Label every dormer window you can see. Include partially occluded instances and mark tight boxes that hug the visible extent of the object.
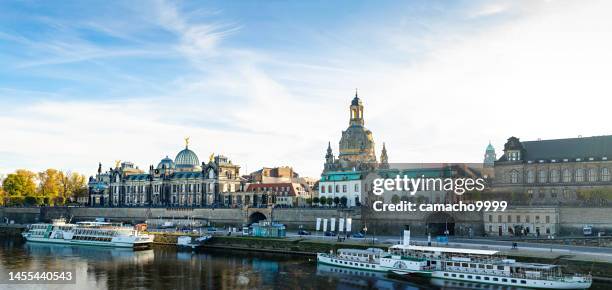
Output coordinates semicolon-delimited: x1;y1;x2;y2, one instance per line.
551;159;556;163
576;158;582;162
589;157;594;161
603;157;608;161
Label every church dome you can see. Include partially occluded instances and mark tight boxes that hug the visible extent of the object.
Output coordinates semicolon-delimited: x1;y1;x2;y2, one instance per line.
175;147;200;168
157;156;175;169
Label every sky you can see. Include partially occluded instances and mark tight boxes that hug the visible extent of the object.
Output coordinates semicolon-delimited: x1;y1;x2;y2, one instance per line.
0;0;611;178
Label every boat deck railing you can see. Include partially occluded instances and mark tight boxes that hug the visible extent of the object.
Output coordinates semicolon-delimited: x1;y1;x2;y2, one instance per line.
441;265;592;282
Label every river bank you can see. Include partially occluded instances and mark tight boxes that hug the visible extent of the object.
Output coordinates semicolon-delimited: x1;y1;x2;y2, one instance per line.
149;231;612;282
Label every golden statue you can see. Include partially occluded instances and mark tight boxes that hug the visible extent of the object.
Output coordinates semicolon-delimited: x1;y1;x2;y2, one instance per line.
209;153;214;162
184;136;190;148
115;160;121;168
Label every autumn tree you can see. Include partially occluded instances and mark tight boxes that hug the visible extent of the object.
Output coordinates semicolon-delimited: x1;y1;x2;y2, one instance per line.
2;170;37;205
63;172;87;203
38;169;64;206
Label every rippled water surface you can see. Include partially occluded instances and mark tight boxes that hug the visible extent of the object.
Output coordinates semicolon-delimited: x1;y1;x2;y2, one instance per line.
0;237;606;290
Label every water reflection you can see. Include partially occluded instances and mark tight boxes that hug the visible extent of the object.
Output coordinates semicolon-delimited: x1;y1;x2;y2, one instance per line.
0;238;608;290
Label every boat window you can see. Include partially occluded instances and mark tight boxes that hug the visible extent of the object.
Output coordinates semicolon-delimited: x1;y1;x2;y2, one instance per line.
486;265;493;269
446;262;452;266
444;273;448;277
476;276;481;280
511;279;517;283
454;263;460;267
502;278;508;282
484;277;490;281
461;263;468;267
451;274;456;277
469;264;476;268
467;275;473;279
492;278;498;281
497;266;504;270
459;275;464;278
521;280;526;284
478;264;484;269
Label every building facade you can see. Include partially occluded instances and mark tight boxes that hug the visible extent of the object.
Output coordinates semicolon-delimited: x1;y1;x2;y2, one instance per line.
484;207;559;237
88;140;241;207
492;135;612;204
234;182;308;207
319;92;389;207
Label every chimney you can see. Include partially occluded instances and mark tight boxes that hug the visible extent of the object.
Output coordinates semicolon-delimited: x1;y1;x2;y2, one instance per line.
403;225;411;247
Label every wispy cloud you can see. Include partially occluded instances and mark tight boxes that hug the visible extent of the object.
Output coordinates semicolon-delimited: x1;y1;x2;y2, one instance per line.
1;0;611;178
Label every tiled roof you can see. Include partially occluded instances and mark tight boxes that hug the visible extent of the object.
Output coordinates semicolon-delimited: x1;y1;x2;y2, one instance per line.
499;135;612;162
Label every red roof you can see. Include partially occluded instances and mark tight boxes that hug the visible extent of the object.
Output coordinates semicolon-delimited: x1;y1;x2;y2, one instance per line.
245;183;301;196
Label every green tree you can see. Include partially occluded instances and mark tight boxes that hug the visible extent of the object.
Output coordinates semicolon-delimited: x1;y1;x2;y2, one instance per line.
340;196;348;207
319;196;327;206
3;170;37;204
333;197;340;206
313;197;320;205
327;197;333;206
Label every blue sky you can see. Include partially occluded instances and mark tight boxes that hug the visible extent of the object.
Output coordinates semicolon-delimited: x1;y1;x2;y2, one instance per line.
1;0;611;177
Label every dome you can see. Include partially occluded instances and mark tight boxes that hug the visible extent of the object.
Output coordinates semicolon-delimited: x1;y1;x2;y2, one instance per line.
351;95;361;106
157;156;175;169
175;147;200;168
486;143;495;151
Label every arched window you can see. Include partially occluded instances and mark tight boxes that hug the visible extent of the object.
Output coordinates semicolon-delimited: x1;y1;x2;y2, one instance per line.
538;170;547;183
602;168;610;182
510;170;519;184
575;168;585;182
588;168;597;182
550;169;559;183
527;170;535;183
562;169;571;183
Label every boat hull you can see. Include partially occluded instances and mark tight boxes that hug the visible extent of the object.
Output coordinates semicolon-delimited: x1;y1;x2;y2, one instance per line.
398;270;591;289
317;253;387;272
23;236;152;249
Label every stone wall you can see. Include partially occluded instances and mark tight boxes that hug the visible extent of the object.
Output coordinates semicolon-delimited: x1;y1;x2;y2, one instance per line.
363;208;484;236
271;208;362;231
559;207;612;235
1;206;611;236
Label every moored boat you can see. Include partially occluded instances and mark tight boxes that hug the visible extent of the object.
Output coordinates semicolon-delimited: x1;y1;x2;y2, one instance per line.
22;218;154;249
316;226;592;289
382;227;592;289
317;248;387;272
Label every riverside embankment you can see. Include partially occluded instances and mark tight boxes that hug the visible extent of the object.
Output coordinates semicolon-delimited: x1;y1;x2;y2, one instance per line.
149;232;612;282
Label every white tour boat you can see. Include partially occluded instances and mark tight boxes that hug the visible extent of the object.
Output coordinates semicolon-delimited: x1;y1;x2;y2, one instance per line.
317;227;592;289
382;227;592;289
22;218;154;249
317;247;388;272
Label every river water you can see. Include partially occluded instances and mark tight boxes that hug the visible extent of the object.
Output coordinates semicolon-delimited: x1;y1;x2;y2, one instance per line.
0;237;607;290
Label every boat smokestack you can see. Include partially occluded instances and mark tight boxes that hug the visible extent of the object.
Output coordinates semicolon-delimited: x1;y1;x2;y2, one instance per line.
403;225;410;246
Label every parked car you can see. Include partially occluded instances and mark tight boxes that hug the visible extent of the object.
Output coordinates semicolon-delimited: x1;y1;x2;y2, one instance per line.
351;232;365;238
298;229;311;235
324;231;337;237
